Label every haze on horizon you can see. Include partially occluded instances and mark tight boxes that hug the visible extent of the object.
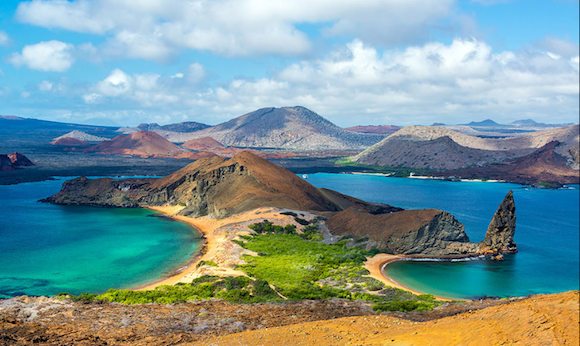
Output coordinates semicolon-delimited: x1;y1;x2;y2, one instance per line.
0;0;578;128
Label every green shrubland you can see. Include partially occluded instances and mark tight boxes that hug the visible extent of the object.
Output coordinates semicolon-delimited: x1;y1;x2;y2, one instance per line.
56;221;443;313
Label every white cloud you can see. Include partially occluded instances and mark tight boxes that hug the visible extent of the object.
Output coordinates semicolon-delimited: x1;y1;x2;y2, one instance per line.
8;40;75;72
96;69;133;96
0;31;10;46
16;0;457;59
38;80;54;91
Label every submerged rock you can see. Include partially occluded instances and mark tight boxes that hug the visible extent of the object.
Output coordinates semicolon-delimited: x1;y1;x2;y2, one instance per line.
482;190;517;254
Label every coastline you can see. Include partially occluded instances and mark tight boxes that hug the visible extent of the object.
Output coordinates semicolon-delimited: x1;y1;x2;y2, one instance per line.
134;206;308;291
136;206;461;302
365;254;456;301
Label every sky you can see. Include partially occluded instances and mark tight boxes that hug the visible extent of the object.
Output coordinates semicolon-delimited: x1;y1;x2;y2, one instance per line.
0;0;578;127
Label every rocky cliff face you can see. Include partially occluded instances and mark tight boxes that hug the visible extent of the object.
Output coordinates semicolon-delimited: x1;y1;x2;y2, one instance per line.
326;207;478;256
482;190;517;253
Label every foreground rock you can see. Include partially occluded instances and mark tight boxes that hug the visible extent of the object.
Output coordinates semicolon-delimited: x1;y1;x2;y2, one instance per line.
44;152;516;257
194;291;579;346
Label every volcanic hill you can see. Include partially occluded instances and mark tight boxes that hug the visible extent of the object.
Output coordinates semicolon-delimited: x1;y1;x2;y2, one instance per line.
85;131;183;157
352;124;580;172
431;141;580;185
164;106;386;150
53;130;108;142
45;152;515;256
182;137;226;151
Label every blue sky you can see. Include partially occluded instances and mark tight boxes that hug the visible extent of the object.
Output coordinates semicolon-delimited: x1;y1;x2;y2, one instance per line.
0;0;578;127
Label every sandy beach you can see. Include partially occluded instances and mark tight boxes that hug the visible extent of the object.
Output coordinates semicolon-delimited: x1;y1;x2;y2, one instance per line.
137;206;457;302
136;206;317;290
364;253;454;301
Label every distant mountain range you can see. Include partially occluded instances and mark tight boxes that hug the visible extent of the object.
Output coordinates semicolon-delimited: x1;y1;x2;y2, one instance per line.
344;125;400;135
351;124;579;184
462;118;573;128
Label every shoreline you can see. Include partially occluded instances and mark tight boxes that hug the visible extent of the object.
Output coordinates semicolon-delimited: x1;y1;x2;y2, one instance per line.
365;254;457;302
136;206;462;302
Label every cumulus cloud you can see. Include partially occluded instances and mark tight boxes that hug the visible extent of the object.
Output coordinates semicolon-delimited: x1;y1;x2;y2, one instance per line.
72;39;578;126
0;31;10;46
8;40;76;72
16;0;457;59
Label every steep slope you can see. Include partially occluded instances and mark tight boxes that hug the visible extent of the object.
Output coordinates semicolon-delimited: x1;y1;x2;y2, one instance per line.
164;106;385;150
433;141;580;185
352;124;579;170
85;131;183;156
53;130;108;142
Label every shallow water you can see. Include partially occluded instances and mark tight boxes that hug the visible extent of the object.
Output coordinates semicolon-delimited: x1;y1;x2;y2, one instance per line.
0;178;201;299
306;173;579;299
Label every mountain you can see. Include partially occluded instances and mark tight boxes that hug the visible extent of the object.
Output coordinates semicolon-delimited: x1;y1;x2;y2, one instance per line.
465;119;503;127
136;121;211;133
51;137;90;146
431;141;580;185
351;124;580;174
511;119;538;125
0;152;34;172
162;106;386;150
85;131;183;157
45;152;516;256
344;125;400;135
53;130;109;142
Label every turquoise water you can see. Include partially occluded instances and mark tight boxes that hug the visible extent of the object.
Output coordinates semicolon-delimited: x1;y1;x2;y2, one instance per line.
0;178;201;299
306;174;579;299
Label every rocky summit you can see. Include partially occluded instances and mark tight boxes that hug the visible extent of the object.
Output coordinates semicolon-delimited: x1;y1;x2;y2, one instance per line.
483;190;517;253
162;106;386;150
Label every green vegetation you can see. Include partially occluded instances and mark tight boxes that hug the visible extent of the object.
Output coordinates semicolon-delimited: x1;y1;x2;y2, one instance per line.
197;260;218;267
56;275;280;305
56;221;443;313
234;223;441;312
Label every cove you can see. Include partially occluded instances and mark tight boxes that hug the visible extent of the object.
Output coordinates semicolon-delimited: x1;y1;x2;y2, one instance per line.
306;173;579;299
0;178;201;299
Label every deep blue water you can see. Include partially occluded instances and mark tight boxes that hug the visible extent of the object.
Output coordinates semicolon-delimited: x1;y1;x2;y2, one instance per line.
0;178;201;299
306;173;579;299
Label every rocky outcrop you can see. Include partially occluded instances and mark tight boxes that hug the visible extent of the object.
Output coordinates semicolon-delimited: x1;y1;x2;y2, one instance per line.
53;130;108;142
481;190;517;254
326;207;479;256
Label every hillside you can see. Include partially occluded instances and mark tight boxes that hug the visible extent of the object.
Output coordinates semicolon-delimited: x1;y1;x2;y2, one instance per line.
182;137;225;151
53;130;109;142
0;152;34;172
50;137;89;146
352;124;580;171
134;121;211;133
195;291;579;346
163;106;386;150
432;141;580;185
85;131;183;156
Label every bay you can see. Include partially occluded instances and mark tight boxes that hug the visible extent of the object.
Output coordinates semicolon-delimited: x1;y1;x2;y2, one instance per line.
0;178;200;299
306;173;579;299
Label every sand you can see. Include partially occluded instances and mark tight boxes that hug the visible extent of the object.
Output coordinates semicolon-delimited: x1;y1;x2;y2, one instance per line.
364;254;454;301
136;206;317;290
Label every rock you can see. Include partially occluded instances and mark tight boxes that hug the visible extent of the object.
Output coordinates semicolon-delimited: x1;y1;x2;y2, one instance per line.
483;190;517;253
8;152;34;167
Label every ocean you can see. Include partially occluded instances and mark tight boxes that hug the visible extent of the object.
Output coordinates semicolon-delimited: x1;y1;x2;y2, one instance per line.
0;174;578;300
306;173;580;299
0;178;201;299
